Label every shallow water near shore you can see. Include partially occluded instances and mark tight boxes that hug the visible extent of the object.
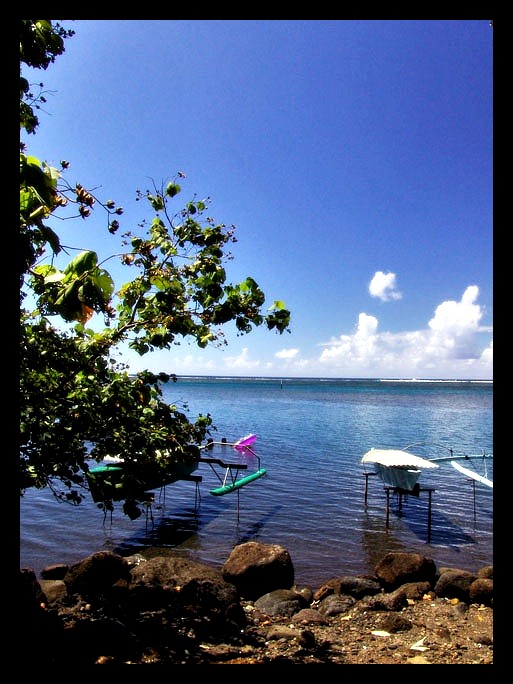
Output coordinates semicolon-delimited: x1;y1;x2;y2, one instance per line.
20;377;493;586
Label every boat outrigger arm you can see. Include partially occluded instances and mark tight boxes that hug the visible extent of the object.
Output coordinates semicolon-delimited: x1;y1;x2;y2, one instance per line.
403;443;493;489
391;442;493;489
451;460;493;488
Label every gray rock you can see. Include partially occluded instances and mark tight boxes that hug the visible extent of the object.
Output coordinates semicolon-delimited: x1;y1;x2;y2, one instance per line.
40;563;69;580
317;593;356;616
363;587;408;612
39;579;67;604
254;588;308;617
292;608;329;625
315;575;381;601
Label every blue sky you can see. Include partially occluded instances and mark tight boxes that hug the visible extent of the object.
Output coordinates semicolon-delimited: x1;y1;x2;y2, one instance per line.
24;19;493;380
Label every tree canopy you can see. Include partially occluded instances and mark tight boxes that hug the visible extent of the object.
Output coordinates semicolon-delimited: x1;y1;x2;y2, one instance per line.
20;20;291;518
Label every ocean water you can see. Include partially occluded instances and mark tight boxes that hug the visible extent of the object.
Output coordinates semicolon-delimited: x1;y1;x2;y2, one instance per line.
20;377;493;587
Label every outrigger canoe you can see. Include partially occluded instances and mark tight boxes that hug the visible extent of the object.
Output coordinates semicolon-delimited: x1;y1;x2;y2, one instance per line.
86;458;199;503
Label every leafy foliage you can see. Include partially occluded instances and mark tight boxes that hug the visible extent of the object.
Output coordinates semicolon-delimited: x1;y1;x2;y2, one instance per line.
19;20;291;518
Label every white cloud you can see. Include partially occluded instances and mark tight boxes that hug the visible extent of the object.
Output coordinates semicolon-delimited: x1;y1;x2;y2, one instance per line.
369;271;402;302
428;285;481;343
480;340;493;365
317;286;492;379
121;286;492;380
275;348;300;359
224;347;262;370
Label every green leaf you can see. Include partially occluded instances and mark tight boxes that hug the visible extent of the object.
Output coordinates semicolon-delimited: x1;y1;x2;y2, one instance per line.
165;182;180;197
148;194;164;211
64;250;98;276
94;269;115;298
45;271;65;283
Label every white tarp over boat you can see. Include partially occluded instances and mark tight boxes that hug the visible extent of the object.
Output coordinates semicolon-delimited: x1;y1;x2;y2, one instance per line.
361;448;439;470
361;448;439;491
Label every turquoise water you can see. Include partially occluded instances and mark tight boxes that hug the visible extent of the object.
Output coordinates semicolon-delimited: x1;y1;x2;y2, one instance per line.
20;377;493;587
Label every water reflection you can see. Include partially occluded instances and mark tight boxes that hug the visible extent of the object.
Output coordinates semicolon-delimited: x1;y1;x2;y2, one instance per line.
359;509;407;570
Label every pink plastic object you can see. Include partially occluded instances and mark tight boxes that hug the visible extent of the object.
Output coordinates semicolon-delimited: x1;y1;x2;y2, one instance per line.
234;433;257;450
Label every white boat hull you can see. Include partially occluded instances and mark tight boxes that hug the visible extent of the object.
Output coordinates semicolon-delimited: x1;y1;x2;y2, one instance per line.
374;463;421;491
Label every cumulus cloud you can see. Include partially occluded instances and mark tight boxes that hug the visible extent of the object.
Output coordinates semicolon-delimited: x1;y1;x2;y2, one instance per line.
369;271;402;302
224;347;262;370
318;286;492;378
480;340;493;365
123;286;492;380
426;285;485;360
275;348;300;359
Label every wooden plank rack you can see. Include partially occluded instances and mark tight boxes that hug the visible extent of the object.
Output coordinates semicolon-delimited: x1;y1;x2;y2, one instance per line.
199;457;249;470
384;485;436;543
363;473;436;542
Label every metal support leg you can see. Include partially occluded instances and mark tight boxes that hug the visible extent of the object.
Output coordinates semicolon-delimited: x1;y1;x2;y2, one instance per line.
427;489;433;542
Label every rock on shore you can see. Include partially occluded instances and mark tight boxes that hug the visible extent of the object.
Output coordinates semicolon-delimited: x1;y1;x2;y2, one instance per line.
20;542;493;665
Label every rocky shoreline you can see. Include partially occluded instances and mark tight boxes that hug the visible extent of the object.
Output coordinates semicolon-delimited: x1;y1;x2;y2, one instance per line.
21;542;493;666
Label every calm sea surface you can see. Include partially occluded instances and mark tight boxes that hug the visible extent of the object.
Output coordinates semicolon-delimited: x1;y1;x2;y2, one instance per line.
20;377;493;587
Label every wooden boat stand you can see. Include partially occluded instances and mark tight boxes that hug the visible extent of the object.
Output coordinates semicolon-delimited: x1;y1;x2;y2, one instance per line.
148;471;203;525
92;441;266;526
363;472;436;542
384;485;436;543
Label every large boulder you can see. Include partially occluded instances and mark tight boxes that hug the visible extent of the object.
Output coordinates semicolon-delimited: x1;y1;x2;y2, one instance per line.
434;569;477;603
19;569;65;663
469;577;493;606
63;551;131;601
478;565;493;580
222;541;295;600
129;555;246;635
61;617;140;665
374;552;437;591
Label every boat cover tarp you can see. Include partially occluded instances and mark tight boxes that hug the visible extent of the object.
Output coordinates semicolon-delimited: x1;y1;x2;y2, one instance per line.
361;448;439;469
